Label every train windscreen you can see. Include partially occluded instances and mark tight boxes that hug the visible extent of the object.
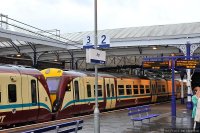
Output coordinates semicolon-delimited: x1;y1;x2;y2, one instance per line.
46;77;60;93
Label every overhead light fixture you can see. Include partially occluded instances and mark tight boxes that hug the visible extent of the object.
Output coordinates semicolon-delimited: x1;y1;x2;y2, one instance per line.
54;59;58;62
16;53;21;57
152;46;157;50
171;53;175;56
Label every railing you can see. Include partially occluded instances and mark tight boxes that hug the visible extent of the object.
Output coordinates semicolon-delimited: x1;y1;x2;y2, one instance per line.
0;13;81;48
22;120;84;133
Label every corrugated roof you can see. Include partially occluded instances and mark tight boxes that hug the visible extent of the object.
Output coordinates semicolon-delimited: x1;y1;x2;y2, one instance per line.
62;22;200;43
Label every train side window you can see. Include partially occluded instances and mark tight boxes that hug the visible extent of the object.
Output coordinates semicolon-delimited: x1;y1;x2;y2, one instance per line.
126;85;132;95
146;89;150;93
107;84;110;97
118;85;124;95
31;80;37;104
154;85;156;93
94;85;102;97
111;84;114;96
98;85;102;97
140;89;145;94
8;84;17;103
162;85;165;92
74;81;79;101
158;85;161;93
140;85;145;94
87;84;91;98
146;85;150;93
133;85;139;94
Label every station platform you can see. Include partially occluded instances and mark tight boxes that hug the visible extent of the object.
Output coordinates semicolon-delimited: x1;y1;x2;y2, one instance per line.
79;100;194;133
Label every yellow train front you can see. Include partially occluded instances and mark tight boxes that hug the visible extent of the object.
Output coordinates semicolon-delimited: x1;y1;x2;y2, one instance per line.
41;68;186;120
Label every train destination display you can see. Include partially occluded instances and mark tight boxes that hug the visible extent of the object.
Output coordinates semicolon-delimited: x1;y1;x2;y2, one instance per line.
142;61;169;69
175;60;200;69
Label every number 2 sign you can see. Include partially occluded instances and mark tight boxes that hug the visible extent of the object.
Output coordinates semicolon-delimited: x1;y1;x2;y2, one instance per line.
98;34;110;48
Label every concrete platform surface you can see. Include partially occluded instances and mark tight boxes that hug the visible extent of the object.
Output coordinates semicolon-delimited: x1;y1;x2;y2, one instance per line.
79;100;195;133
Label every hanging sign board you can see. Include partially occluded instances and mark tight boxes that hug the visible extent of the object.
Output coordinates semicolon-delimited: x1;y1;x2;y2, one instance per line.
175;60;200;69
86;49;106;64
142;61;169;69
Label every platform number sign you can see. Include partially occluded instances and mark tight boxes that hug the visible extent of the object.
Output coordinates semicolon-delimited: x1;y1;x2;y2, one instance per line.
86;36;90;43
83;34;110;49
101;35;106;44
83;35;94;49
98;34;110;48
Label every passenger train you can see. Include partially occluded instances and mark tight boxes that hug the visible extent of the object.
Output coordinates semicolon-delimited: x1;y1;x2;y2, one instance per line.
0;66;187;127
41;68;187;119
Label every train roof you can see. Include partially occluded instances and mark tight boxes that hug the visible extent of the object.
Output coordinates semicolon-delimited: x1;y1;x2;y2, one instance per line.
62;69;146;79
62;70;115;78
0;65;42;75
42;68;161;80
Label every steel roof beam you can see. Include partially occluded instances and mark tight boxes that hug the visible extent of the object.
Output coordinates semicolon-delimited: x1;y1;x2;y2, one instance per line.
8;40;20;53
38;47;180;61
0;45;64;55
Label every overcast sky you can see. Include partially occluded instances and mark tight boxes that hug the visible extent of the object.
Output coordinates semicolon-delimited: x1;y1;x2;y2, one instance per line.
1;0;200;34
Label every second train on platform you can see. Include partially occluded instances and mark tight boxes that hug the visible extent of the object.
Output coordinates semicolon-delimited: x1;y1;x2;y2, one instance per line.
41;68;187;119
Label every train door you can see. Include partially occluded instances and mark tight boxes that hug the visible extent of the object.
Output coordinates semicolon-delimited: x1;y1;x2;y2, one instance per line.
84;77;94;112
150;80;157;103
27;76;39;121
73;78;81;114
21;75;30;121
105;78;116;109
167;80;172;100
78;77;87;113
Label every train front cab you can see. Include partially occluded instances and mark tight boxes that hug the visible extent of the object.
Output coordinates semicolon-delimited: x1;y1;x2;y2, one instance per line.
0;66;52;127
42;68;108;119
58;75;108;118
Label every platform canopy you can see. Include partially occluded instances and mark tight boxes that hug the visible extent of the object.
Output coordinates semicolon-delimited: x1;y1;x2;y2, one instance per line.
63;22;200;48
1;14;200;69
39;22;200;61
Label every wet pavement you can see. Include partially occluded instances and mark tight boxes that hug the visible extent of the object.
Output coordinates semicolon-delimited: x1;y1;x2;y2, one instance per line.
79;100;195;133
